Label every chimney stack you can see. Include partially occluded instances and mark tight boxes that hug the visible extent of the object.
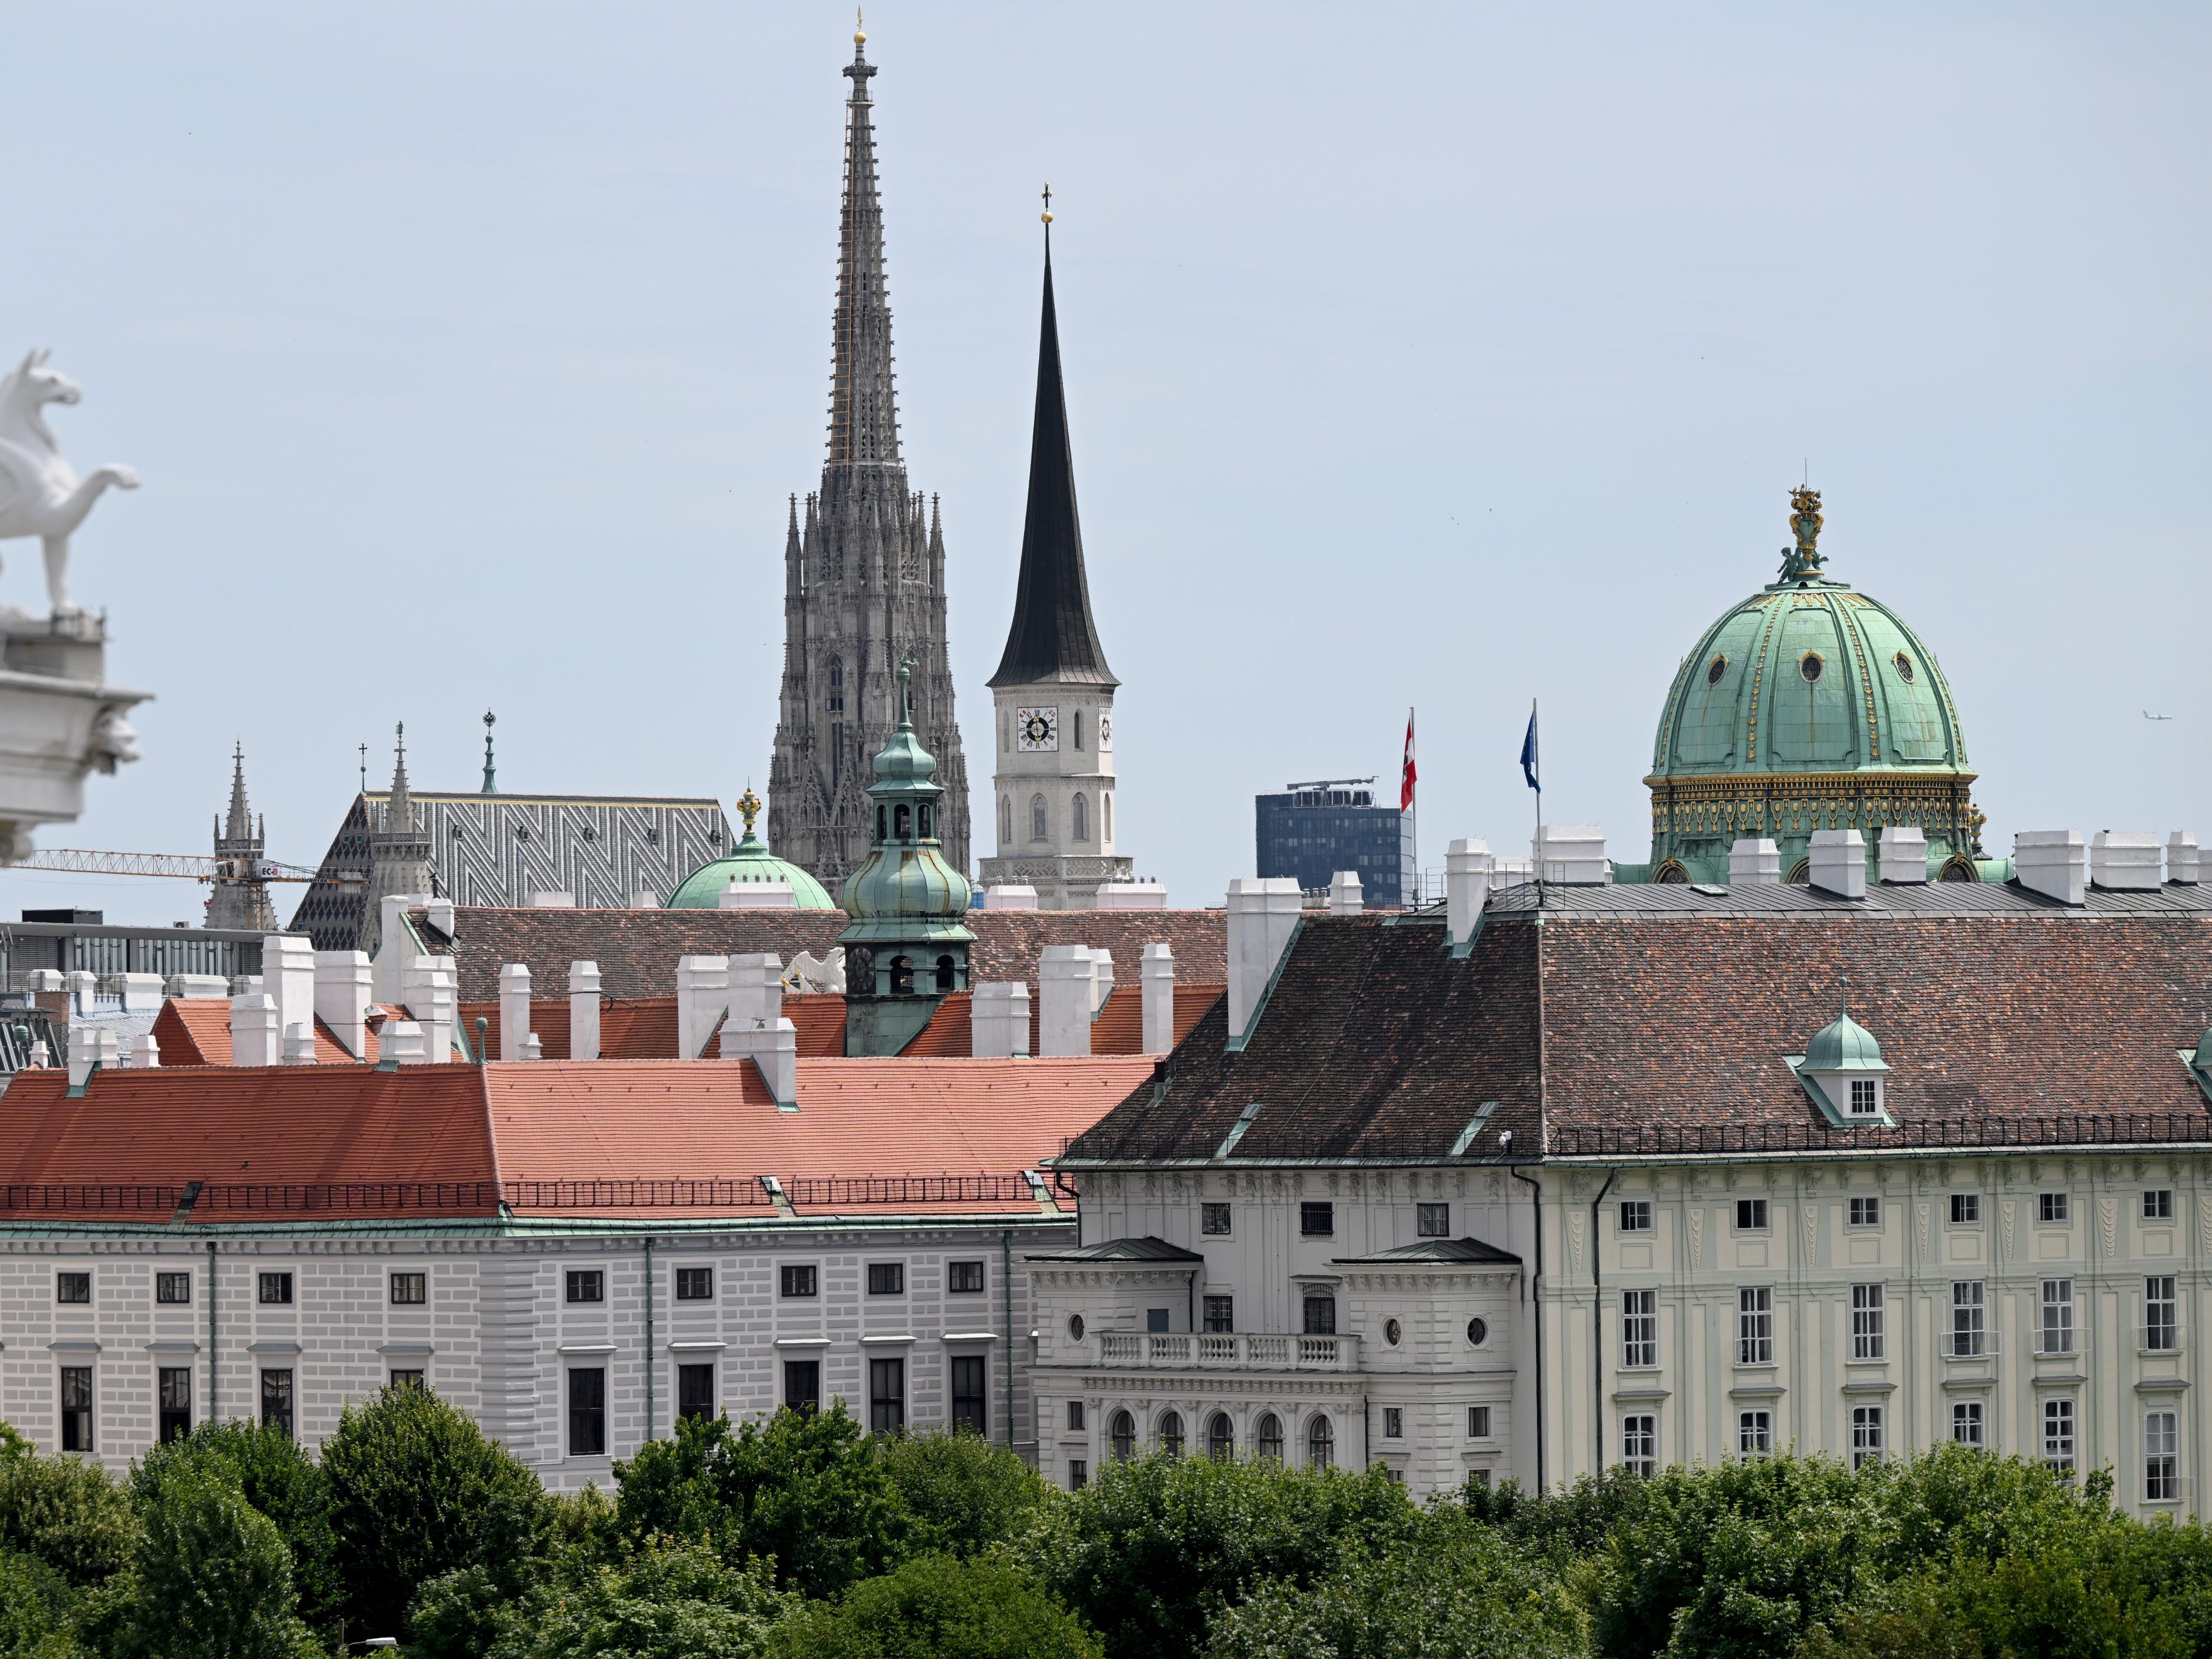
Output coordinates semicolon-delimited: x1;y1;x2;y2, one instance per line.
66;1027;117;1088
231;992;280;1066
1327;871;1364;916
748;1018;798;1103
981;884;1039;911
1038;946;1095;1057
1877;827;1928;885
723;954;786;1062
498;963;532;1061
125;1030;160;1069
2014;830;2087;906
1088;948;1114;1013
970;982;1031;1058
720;880;796;910
568;961;602;1060
281;1023;317;1064
1808;829;1868;899
313;951;372;1058
1140;943;1175;1056
1225;877;1301;1041
117;973;164;1013
676;955;730;1059
2090;831;2162;891
1729;839;1781;884
1095;881;1168;911
2169;832;2201;885
400;955;457;1061
1533;825;1610;885
383;1020;428;1064
1445;841;1493;943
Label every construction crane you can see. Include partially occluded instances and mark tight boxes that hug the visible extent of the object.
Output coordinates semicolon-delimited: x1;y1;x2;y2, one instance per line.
9;849;321;883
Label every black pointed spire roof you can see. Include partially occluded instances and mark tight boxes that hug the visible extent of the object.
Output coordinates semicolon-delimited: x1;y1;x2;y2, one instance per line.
989;222;1115;689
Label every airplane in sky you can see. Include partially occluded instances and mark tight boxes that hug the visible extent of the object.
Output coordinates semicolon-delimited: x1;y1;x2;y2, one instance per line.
2145;710;2174;721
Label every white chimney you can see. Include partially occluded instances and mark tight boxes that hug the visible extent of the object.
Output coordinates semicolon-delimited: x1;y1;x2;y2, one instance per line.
569;960;602;1061
723;954;786;1061
747;1018;798;1103
66;970;96;1014
498;963;532;1061
66;1026;117;1088
1226;876;1301;1040
383;1020;429;1065
1095;881;1169;911
2169;832;2201;885
313;952;372;1059
2015;830;2087;906
982;883;1040;911
422;899;456;937
970;982;1031;1057
372;894;417;1003
1877;827;1928;885
1141;943;1175;1056
528;892;576;909
263;933;316;1044
720;880;796;910
1089;948;1115;1013
23;968;62;994
1808;829;1867;899
126;1030;160;1069
676;955;730;1059
1729;839;1782;884
400;955;457;1062
1445;841;1493;942
630;888;660;910
231;992;280;1066
2089;831;2162;891
115;972;164;1013
1327;871;1364;916
519;1032;542;1061
281;1022;317;1064
1533;825;1610;885
1038;945;1095;1057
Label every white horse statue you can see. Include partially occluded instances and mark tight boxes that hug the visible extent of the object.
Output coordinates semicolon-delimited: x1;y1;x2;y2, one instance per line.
0;349;139;615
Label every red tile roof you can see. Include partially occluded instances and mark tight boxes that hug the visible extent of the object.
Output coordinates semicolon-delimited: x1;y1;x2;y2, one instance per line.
460;995;850;1061
150;999;375;1066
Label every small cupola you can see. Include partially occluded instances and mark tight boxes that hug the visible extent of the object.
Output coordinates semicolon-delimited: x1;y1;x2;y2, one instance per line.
1793;990;1892;1124
2192;1022;2212;1093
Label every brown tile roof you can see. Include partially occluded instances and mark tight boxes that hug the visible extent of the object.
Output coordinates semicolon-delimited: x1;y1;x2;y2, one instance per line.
892;982;1224;1060
434;905;1227;1001
1062;903;2212;1165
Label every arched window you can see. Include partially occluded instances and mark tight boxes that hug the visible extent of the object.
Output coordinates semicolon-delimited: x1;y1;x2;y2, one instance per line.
1207;1412;1234;1459
999;796;1011;844
934;954;955;992
1255;1412;1283;1463
1103;793;1112;842
827;657;844;715
1072;793;1089;842
1031;796;1048;842
917;803;932;841
1110;1411;1135;1460
1158;1411;1184;1459
1074;708;1085;750
875;805;887;841
894;803;911;840
1307;1414;1334;1470
890;955;914;994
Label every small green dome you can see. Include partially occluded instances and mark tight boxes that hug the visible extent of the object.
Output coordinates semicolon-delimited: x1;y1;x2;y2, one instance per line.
1803;1007;1890;1073
2194;1027;2212;1080
839;658;974;942
667;790;836;909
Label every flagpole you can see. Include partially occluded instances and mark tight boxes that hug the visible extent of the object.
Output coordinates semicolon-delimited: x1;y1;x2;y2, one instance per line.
1530;697;1540;887
1407;706;1417;905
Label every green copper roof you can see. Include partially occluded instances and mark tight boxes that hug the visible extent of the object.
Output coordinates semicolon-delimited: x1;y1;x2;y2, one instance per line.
1803;1003;1890;1073
840;659;974;942
2194;1028;2212;1080
667;788;836;909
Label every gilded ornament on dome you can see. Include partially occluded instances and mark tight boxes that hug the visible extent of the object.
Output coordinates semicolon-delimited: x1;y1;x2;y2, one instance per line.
1779;486;1826;583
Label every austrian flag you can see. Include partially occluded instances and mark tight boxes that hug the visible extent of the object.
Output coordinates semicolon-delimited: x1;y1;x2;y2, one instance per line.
1400;709;1417;812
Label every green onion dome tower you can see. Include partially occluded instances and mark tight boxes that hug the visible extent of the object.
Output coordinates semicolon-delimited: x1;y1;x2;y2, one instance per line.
1640;488;1983;885
666;788;837;909
838;656;975;1055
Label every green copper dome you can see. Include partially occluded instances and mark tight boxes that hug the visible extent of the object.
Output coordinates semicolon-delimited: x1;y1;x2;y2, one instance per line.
1803;1006;1890;1073
1639;489;1982;885
839;659;975;942
667;789;836;909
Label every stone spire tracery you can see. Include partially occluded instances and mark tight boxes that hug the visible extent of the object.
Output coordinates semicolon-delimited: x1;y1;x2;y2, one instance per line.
206;743;277;931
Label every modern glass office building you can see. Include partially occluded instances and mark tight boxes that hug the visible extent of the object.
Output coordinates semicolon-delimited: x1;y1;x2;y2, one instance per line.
1254;781;1416;908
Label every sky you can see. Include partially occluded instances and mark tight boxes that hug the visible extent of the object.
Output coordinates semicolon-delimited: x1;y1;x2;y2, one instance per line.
3;1;2206;924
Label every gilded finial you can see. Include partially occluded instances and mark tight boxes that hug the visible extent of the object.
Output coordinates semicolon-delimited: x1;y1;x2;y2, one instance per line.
1041;182;1053;225
1778;485;1827;584
854;7;865;44
736;787;762;835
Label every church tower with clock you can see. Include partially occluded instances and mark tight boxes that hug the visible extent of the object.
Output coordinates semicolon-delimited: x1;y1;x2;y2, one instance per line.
978;209;1132;909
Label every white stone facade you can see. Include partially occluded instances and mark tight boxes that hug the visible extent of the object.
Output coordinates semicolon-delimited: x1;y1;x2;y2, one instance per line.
980;689;1131;910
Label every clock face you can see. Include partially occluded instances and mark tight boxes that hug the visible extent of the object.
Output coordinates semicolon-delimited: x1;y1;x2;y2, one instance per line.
1016;706;1059;752
1097;713;1113;750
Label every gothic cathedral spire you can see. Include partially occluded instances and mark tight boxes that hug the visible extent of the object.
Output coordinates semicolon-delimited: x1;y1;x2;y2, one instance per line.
768;26;972;890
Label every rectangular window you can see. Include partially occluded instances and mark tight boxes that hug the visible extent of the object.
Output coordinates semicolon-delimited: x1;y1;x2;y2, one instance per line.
869;1357;905;1434
1467;1467;1492;1490
1203;1295;1235;1334
569;1368;606;1455
677;1363;715;1423
1300;1201;1334;1237
260;1370;294;1440
565;1269;604;1305
948;1260;986;1295
2146;1276;2178;1352
158;1367;192;1443
1852;1406;1884;1469
2040;1279;2075;1355
1146;1307;1170;1333
1066;1400;1085;1431
675;1267;714;1301
1622;1414;1656;1477
2043;1398;2076;1472
1468;1405;1492;1439
1735;1198;1769;1231
1738;1286;1773;1365
2039;1192;2070;1224
1417;1202;1449;1237
389;1370;425;1390
2143;1189;2174;1223
1952;1280;1987;1357
59;1368;92;1453
780;1264;818;1298
1619;1200;1653;1233
156;1272;190;1305
1848;1196;1882;1227
1738;1409;1772;1455
951;1355;988;1435
55;1272;90;1305
1950;1193;1981;1225
1068;1458;1088;1492
1302;1295;1337;1336
1952;1401;1984;1448
867;1263;905;1296
390;1272;427;1306
258;1272;293;1306
1622;1288;1658;1368
1851;1283;1886;1360
1201;1202;1231;1235
2146;1411;2179;1502
1383;1407;1404;1439
1848;1078;1879;1117
783;1360;820;1416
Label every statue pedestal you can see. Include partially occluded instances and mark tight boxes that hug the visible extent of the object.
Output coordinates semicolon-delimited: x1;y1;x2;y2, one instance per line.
0;612;150;860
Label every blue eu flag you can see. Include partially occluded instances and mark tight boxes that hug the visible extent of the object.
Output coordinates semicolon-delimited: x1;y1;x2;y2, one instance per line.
1520;708;1540;794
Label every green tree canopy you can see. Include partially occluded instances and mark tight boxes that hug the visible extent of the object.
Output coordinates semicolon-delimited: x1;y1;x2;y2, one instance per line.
486;1538;790;1659
875;1431;1052;1559
129;1419;339;1634
0;1454;136;1589
769;1553;1100;1659
114;1464;317;1659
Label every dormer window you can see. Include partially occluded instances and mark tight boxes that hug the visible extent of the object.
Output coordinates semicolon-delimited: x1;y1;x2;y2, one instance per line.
1849;1078;1881;1117
1793;996;1894;1126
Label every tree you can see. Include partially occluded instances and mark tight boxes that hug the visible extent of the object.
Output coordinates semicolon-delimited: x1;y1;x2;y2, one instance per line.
0;1454;136;1588
129;1419;339;1634
614;1407;918;1600
0;1548;84;1659
875;1431;1052;1559
1016;1453;1416;1659
319;1383;551;1639
769;1554;1100;1659
485;1539;790;1659
113;1464;317;1659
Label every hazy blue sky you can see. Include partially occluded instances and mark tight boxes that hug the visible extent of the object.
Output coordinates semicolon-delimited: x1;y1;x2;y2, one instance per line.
3;2;2205;924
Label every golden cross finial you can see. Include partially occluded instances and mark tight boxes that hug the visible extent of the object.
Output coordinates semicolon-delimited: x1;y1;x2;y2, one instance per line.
1041;182;1054;225
854;8;865;44
736;787;762;835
